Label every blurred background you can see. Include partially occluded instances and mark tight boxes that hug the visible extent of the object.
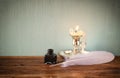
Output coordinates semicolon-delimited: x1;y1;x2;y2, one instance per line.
0;0;120;56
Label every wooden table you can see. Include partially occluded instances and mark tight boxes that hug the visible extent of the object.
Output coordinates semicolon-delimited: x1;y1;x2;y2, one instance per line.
0;56;120;78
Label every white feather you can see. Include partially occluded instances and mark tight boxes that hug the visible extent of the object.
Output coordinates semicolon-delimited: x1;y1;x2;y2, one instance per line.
50;51;115;67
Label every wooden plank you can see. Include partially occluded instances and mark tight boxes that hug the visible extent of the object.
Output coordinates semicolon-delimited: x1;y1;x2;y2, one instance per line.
0;56;119;78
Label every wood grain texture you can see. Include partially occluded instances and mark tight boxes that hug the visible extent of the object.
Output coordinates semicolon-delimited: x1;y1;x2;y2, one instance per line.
0;56;120;78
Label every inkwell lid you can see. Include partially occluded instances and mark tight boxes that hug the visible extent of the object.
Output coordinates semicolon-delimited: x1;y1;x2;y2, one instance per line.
47;49;54;55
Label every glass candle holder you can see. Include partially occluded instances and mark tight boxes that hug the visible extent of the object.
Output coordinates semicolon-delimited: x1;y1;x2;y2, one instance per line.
69;25;85;54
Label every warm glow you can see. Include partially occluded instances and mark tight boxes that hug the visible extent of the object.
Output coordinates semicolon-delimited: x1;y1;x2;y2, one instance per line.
75;25;79;32
69;25;84;37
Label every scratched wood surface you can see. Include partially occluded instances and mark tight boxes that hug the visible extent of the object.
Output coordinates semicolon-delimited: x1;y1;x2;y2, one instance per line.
0;56;120;78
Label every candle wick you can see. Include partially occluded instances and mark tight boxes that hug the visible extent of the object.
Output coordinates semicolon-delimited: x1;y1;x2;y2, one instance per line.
75;30;77;33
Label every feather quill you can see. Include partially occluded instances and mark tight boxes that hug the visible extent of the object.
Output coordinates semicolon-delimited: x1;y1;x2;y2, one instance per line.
50;51;115;67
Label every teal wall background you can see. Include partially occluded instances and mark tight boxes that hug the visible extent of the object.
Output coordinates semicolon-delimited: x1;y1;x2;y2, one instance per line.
0;0;120;56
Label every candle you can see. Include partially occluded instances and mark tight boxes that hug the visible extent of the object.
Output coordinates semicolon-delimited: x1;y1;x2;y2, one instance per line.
69;25;84;38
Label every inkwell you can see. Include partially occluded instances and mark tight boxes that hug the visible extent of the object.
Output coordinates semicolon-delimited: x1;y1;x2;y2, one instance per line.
44;49;57;64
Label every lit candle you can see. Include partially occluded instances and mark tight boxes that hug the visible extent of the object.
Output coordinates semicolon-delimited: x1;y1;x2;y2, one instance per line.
69;25;84;38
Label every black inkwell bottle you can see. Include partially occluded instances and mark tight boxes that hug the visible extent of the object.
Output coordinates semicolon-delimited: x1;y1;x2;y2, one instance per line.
44;49;57;64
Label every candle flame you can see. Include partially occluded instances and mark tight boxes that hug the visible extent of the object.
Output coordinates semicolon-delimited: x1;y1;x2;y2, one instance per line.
69;25;85;37
75;25;79;31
